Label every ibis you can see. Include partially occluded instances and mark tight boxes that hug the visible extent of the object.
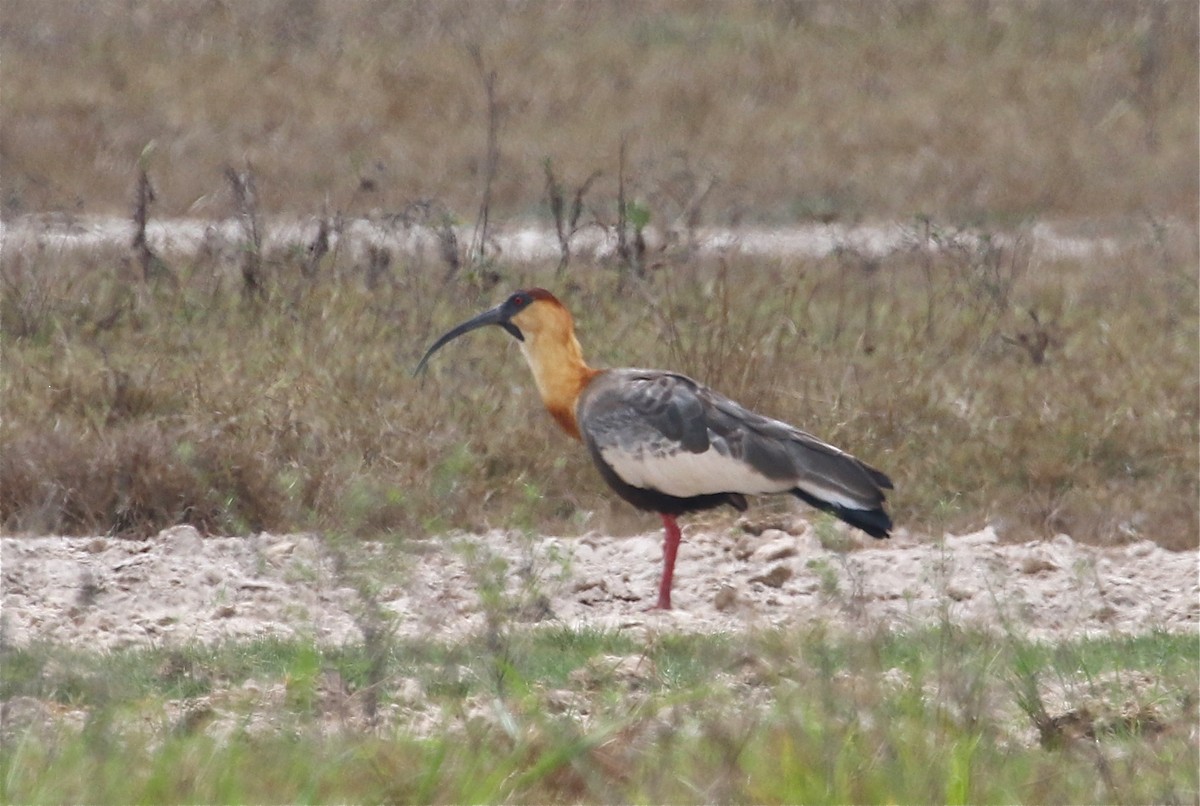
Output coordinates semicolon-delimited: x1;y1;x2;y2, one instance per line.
416;288;893;610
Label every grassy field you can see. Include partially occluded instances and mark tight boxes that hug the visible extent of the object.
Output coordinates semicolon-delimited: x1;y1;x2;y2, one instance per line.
2;625;1196;803
2;1;1197;223
1;2;1197;803
2;223;1197;548
2;1;1196;548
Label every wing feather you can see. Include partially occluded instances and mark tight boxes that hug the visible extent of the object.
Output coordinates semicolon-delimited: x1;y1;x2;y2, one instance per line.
578;369;891;516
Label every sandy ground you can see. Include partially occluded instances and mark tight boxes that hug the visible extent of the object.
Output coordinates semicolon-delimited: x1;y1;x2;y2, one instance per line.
3;521;1196;650
1;214;1134;265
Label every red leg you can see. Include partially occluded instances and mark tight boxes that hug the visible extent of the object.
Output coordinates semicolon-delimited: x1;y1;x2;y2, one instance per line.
654;513;682;610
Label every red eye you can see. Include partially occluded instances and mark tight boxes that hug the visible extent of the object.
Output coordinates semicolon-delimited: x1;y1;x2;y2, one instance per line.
513;295;525;306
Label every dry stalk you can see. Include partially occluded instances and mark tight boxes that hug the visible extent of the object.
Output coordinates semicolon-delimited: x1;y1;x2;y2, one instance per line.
661;153;718;253
916;215;938;340
400;199;461;282
436;214;461;282
303;216;331;280
131;165;160;282
680;173;717;252
225;165;266;301
544;158;601;276
1002;308;1056;365
467;45;500;267
365;244;393;291
1134;2;1165;151
615;136;644;282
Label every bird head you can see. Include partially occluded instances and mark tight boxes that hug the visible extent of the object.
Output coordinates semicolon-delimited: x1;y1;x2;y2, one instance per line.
414;288;569;375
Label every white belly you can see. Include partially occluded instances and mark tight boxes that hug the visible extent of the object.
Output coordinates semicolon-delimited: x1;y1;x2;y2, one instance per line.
599;443;793;499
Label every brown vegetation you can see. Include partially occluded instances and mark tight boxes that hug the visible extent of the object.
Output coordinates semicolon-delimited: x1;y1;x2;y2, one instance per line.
1;217;1195;548
1;1;1196;223
0;2;1196;549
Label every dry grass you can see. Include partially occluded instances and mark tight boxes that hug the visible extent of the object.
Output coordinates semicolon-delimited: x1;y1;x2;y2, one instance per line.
1;214;1196;548
2;8;1195;803
1;1;1196;224
1;1;1196;548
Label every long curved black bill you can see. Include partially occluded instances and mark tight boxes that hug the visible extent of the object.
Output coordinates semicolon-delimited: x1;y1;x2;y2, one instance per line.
414;304;523;376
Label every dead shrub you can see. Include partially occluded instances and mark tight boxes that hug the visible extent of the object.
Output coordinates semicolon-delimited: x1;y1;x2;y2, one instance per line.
0;424;287;537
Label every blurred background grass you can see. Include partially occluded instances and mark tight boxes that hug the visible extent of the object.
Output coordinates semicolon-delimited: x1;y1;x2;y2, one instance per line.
1;0;1196;223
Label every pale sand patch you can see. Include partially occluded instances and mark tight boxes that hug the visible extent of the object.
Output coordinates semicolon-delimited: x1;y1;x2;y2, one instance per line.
2;523;1196;650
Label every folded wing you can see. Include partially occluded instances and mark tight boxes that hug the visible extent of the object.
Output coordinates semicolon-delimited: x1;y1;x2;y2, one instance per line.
577;369;892;537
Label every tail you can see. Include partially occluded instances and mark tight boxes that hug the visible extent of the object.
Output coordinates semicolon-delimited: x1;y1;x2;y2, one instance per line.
792;488;892;539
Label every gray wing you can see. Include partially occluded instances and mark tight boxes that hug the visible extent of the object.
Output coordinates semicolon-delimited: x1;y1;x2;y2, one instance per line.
577;369;892;510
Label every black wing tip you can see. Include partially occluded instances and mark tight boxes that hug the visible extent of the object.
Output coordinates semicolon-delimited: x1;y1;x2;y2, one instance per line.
792;489;892;539
863;463;895;491
844;507;892;539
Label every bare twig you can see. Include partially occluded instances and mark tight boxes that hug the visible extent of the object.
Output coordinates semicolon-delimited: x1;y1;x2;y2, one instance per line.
545;158;601;276
130;155;169;283
545;159;565;255
1002;308;1056;365
399;199;461;282
302;216;330;280
225;165;266;301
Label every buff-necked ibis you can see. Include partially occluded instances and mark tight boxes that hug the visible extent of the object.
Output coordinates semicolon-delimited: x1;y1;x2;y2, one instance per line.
416;288;893;610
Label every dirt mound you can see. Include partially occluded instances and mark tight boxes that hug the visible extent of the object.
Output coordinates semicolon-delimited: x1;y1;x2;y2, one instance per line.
2;524;1196;650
